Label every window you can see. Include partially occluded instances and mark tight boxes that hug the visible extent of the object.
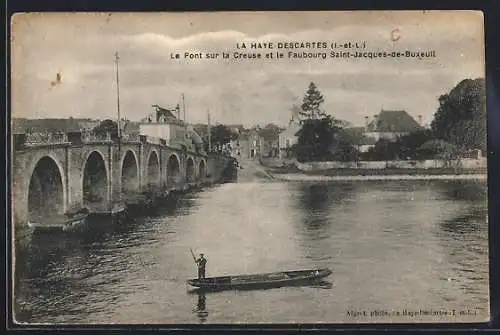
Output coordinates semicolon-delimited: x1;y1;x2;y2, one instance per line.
286;139;290;148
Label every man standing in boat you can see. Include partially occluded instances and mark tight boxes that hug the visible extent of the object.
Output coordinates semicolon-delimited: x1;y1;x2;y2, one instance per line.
195;253;207;279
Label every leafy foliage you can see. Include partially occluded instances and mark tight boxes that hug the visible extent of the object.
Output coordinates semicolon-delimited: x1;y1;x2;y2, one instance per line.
431;78;486;150
209;124;237;152
295;115;357;162
93;119;119;138
361;130;436;161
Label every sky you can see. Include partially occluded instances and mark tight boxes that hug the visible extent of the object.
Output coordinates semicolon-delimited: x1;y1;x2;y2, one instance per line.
11;11;485;128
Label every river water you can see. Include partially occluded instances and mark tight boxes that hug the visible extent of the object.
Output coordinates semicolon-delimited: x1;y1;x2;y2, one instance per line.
13;178;489;324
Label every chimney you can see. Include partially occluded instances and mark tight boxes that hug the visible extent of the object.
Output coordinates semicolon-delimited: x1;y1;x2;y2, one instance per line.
373;114;379;131
176;104;180;119
418;114;423;125
364;116;369;131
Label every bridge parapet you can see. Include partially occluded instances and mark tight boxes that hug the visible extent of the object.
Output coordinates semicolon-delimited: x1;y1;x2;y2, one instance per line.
81;131;113;144
22;132;70;147
121;133;140;143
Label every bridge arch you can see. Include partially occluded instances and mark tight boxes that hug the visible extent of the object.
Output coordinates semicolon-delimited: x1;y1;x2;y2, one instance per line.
146;149;160;189
26;155;67;222
186;157;195;183
166;153;181;187
121;149;139;194
82;150;109;206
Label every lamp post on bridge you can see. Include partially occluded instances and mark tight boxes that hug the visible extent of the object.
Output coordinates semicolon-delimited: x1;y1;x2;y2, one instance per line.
115;52;122;155
115;52;122;204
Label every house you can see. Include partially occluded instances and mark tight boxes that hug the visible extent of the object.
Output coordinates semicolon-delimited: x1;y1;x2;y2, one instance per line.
238;127;261;159
342;126;378;153
364;110;423;142
139;105;198;151
278;121;301;159
259;124;284;158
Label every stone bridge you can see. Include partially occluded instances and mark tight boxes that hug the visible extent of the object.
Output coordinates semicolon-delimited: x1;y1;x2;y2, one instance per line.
12;132;214;226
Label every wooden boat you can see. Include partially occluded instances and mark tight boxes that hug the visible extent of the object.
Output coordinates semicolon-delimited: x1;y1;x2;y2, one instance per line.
187;268;332;291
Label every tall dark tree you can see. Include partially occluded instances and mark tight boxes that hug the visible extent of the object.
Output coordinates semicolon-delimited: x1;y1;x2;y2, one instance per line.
300;82;326;120
295;116;349;162
93;119;119;139
293;82;358;162
431;78;486;151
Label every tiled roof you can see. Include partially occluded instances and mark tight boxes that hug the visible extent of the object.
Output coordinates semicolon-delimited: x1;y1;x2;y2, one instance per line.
366;110;422;133
193;124;209;136
187;126;204;145
154;105;177;122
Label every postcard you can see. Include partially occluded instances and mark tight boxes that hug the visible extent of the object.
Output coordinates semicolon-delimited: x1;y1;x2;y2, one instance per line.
10;11;488;324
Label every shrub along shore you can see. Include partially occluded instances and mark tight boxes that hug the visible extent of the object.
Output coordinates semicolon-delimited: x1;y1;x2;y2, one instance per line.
264;163;487;177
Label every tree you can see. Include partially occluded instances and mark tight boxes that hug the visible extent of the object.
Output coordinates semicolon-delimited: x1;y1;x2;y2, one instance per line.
394;129;434;160
293;82;358;162
295;115;349;162
209;124;236;152
431;78;486;151
300;82;326;120
93;119;119;139
362;138;397;162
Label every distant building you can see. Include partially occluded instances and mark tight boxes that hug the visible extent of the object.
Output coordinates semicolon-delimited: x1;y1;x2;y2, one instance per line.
343;126;378;153
139;105;199;151
364;110;423;142
278;121;301;159
192;124;209;139
259;124;283;158
238;127;261;159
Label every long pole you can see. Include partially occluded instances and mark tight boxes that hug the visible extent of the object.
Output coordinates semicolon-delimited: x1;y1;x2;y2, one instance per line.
190;248;197;264
115;52;121;147
207;109;211;152
182;93;186;122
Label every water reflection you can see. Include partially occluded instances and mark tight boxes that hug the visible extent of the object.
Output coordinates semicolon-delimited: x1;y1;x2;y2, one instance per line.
440;206;488;235
295;182;355;231
14;180;489;324
431;182;489;314
434;180;488;202
14;190;203;324
193;292;208;323
306;280;334;289
296;182;354;212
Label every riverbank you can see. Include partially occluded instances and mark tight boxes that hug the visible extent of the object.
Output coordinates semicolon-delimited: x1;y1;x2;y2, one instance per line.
269;173;487;182
264;161;487;177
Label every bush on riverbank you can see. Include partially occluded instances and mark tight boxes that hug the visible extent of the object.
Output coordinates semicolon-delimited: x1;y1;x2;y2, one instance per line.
264;161;486;176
